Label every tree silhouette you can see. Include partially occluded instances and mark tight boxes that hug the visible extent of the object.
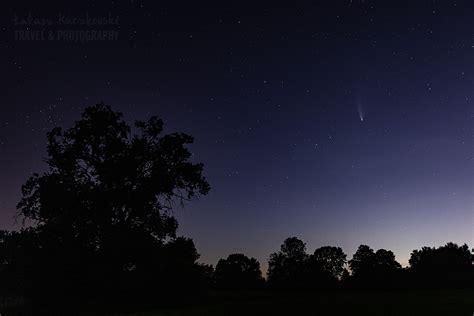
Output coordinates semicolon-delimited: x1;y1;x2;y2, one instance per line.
349;245;375;280
215;253;263;289
409;242;473;288
372;249;402;287
306;246;347;288
267;237;308;288
349;245;401;288
374;249;401;272
311;246;347;279
0;229;37;298
11;103;211;302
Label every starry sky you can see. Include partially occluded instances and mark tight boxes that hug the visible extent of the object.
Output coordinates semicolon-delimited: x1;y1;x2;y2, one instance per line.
1;1;473;272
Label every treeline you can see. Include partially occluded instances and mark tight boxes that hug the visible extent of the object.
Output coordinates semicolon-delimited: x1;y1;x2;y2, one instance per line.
0;104;472;309
213;237;473;290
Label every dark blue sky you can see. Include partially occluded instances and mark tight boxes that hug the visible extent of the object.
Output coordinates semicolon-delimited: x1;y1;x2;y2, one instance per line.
1;1;472;271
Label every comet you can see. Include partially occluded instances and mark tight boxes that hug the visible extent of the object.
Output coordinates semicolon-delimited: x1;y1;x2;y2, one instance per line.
357;103;364;122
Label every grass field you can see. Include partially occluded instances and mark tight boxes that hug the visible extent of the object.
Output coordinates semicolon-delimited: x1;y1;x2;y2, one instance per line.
2;290;473;315
138;290;474;316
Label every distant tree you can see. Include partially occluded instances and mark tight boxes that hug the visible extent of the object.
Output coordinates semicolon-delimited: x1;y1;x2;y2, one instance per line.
215;253;263;289
267;237;308;287
349;245;401;288
11;103;210;301
409;242;473;288
373;249;402;287
306;246;347;288
374;249;401;272
311;246;347;279
349;245;375;279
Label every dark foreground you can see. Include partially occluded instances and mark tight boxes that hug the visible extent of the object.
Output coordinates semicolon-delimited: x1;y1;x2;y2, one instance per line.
2;290;473;316
149;290;474;316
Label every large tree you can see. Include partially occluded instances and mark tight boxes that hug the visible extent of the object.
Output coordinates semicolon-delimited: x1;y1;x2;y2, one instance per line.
18;103;209;242
12;103;210;300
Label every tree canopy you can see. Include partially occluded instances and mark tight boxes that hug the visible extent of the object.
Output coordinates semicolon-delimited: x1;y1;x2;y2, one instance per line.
17;104;209;244
310;246;347;279
215;253;263;289
409;242;473;288
349;245;402;288
267;237;308;287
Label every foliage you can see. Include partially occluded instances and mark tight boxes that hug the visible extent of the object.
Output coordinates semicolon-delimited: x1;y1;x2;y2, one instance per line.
311;246;347;279
349;244;402;287
267;237;308;287
409;242;473;288
215;254;263;289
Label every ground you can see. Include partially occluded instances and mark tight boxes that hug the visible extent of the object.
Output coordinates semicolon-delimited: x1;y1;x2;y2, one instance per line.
2;290;473;315
144;290;473;316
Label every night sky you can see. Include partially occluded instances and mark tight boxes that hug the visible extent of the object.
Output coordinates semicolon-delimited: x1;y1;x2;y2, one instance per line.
1;1;473;272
